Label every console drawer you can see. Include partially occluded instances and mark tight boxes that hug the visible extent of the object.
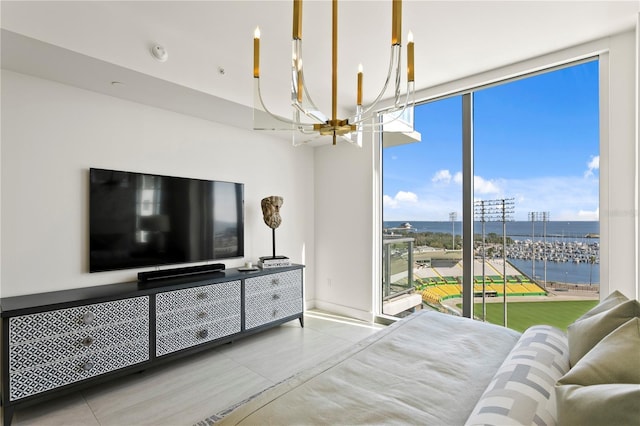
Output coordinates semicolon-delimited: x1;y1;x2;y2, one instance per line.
156;280;241;313
245;298;303;330
156;315;241;356
9;340;149;401
9;318;149;371
156;301;240;334
245;270;301;297
9;297;149;344
245;283;302;308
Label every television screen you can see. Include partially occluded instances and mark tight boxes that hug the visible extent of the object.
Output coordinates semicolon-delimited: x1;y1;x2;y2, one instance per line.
89;168;244;273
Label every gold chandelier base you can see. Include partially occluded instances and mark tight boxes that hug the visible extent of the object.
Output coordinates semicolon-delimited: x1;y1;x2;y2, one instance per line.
313;119;357;137
313;120;357;144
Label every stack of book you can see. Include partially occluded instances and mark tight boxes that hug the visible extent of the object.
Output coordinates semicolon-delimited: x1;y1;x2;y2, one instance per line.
259;256;291;269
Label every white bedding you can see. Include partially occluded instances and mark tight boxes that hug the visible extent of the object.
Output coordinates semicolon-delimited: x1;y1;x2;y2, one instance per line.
215;311;521;425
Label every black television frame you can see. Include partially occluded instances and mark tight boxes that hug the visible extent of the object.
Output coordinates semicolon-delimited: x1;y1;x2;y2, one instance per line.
89;168;244;273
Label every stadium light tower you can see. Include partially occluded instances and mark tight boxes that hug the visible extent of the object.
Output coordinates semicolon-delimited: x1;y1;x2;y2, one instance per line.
476;198;514;326
449;212;457;250
529;211;549;288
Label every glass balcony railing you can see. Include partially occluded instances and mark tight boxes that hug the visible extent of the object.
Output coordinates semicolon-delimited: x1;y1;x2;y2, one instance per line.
382;237;422;317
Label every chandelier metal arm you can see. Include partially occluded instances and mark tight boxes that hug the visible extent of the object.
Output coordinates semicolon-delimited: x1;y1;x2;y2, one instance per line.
349;81;415;128
254;78;307;127
253;0;416;146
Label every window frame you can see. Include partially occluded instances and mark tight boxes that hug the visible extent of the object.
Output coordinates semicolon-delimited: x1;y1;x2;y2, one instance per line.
377;53;605;320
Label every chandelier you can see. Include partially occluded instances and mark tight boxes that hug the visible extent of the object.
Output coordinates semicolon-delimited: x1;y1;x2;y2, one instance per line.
253;0;415;146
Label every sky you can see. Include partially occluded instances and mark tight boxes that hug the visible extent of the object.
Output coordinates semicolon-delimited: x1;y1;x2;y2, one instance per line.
383;60;600;222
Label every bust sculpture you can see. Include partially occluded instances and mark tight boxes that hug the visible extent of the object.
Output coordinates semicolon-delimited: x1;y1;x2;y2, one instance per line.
261;196;283;229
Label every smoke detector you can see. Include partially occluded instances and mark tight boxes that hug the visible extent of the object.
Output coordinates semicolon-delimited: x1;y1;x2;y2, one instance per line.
151;45;168;62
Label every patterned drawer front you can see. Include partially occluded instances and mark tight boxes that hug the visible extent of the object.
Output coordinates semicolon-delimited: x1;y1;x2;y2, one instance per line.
156;316;241;356
156;300;241;334
245;284;302;309
155;280;241;356
9;340;149;401
156;280;241;313
9;297;149;344
245;298;303;330
9;318;149;372
245;270;302;297
244;269;303;329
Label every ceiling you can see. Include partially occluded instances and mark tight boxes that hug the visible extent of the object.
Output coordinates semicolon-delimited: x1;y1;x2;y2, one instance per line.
1;1;639;136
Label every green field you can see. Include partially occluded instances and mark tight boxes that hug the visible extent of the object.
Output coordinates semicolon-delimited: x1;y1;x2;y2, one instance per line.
456;300;599;332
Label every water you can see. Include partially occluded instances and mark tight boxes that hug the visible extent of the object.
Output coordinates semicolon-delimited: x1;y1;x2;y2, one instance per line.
384;220;598;239
509;259;599;285
384;221;600;284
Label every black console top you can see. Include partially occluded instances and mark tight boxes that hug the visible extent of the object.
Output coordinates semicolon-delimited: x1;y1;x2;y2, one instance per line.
0;264;304;317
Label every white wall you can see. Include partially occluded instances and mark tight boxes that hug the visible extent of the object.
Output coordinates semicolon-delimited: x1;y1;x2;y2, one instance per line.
601;31;638;300
313;30;639;320
313;133;377;321
0;70;315;299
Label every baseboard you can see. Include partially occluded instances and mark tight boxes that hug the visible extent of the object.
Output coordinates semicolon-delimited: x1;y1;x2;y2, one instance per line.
311;300;374;323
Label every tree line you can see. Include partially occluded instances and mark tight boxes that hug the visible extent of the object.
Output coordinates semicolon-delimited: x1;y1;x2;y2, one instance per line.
401;231;514;250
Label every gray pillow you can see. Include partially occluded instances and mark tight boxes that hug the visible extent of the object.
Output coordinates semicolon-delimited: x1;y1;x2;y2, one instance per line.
574;290;628;322
560;317;640;385
555;384;640;426
567;299;640;366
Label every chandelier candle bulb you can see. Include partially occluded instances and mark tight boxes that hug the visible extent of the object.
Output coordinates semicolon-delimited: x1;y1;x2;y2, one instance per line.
357;64;363;105
253;27;260;78
407;31;414;82
392;0;402;45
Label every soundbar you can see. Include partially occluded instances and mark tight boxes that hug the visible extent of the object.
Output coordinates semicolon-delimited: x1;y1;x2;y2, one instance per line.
138;263;226;282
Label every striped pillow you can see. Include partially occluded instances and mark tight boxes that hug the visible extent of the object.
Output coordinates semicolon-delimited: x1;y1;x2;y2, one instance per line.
465;325;569;426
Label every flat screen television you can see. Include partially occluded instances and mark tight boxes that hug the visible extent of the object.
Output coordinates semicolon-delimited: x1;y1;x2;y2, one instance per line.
89;168;244;273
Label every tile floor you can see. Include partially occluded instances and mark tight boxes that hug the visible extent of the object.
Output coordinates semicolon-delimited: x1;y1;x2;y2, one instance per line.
9;310;385;426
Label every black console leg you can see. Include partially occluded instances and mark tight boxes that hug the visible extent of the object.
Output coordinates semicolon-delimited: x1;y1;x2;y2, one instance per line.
299;316;304;328
3;404;14;426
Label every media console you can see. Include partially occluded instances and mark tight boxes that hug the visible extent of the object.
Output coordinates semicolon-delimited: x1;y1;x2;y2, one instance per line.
0;264;304;426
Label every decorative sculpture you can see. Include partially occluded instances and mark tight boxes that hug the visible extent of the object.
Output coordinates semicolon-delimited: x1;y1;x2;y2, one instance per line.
261;196;283;230
261;196;285;259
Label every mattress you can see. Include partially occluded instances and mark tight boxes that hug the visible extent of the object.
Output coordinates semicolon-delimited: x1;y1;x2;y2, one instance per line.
215;310;521;425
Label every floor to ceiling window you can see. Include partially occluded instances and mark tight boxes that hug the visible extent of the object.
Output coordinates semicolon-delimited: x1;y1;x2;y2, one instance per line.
381;59;600;330
382;96;463;317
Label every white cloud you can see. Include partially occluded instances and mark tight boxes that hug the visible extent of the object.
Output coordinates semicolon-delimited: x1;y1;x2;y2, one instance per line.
578;207;599;221
432;169;452;184
396;191;418;202
584;155;599;178
453;172;463;185
382;195;395;208
383;175;599;222
502;176;598;221
450;173;501;196
383;191;418;209
474;175;501;195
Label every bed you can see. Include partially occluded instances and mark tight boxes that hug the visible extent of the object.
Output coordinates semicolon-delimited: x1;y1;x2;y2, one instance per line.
207;295;640;426
212;311;520;425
